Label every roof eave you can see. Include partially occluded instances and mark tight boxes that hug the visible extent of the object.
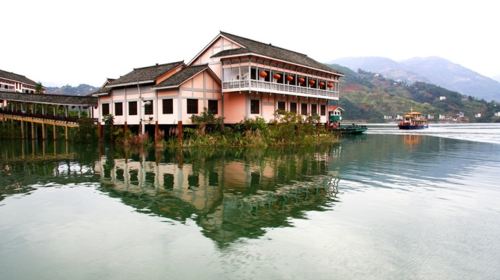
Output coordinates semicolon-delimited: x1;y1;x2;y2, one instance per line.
106;80;154;88
92;92;110;97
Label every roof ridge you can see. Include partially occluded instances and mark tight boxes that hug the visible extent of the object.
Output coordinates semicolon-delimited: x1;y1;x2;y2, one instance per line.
220;31;308;57
133;60;184;70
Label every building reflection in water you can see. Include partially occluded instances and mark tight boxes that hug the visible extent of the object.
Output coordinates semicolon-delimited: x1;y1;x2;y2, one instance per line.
96;147;341;246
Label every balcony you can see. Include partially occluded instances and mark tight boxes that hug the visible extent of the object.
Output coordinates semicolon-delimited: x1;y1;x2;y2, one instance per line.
222;80;339;100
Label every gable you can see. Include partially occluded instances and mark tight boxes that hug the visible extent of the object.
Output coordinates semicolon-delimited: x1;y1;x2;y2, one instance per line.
189;35;243;66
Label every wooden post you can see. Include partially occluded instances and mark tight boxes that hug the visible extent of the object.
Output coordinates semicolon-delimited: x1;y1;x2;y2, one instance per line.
53;124;56;140
42;122;46;140
64;125;68;141
177;121;183;146
20;121;24;139
31;122;35;139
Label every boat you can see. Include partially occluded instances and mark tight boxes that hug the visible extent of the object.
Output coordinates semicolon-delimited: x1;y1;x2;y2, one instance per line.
334;124;368;135
327;105;367;134
398;111;428;129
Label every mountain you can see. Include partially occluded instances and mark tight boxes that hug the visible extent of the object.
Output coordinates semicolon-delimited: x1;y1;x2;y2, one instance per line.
333;57;428;83
328;64;499;123
492;75;500;83
45;84;98;96
331;56;500;101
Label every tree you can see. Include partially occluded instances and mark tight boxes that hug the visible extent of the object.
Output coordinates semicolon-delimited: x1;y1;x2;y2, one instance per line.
35;82;44;94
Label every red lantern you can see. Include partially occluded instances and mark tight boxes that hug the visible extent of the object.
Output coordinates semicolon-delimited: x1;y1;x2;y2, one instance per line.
309;79;316;86
273;73;281;80
319;81;325;87
327;82;334;88
286;75;294;82
298;77;305;84
259;71;268;78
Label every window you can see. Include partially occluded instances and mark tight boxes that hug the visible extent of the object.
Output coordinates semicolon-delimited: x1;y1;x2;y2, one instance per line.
311;104;317;115
187;99;198;114
144;100;153;115
162;99;173;114
164;174;174;189
301;103;308;115
290;102;297;113
250;67;257;80
277;101;285;112
320;105;326;116
102;103;110;116
188;174;199;188
115;102;123;116
250;99;260;114
208;100;218;114
129;101;137;115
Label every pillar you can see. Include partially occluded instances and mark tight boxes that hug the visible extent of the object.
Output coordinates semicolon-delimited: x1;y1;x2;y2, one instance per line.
42;123;46;140
53;124;56;140
177;121;183;145
31;122;35;139
20;121;25;139
97;121;103;142
64;125;68;141
154;121;159;146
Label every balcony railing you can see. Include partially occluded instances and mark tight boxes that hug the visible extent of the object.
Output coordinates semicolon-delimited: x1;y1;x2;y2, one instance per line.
222;80;339;99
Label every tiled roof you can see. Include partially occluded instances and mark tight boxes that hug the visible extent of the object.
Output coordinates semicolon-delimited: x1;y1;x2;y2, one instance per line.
0;69;38;86
211;48;251;58
155;64;212;88
215;31;341;75
0;90;97;106
107;61;184;87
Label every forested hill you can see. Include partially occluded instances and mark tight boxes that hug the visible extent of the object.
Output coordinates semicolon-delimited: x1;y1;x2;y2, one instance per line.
328;64;499;123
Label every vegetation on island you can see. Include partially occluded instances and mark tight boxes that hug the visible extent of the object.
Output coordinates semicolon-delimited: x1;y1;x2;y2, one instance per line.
100;109;338;149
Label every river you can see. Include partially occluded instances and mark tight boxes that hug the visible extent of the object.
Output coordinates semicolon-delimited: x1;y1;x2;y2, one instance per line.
1;124;500;279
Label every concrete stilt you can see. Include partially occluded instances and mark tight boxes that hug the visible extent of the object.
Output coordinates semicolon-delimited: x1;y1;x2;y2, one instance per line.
177;121;183;146
154;121;159;146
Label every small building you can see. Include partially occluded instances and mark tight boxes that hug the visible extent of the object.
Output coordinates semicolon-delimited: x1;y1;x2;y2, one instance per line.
439;96;447;101
327;105;344;124
495;112;500;117
439;114;446;120
427;114;434;120
384;115;393;120
475;113;482;118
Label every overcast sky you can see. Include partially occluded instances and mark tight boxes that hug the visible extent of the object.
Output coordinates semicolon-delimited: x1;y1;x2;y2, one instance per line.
1;0;499;86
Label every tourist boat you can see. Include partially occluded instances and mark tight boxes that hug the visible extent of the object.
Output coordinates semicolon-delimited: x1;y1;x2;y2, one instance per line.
398;111;428;129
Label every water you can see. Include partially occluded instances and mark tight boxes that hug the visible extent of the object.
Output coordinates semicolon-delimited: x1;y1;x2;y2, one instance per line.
1;124;500;280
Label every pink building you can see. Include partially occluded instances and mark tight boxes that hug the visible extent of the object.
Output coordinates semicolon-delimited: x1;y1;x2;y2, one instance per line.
93;31;342;132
